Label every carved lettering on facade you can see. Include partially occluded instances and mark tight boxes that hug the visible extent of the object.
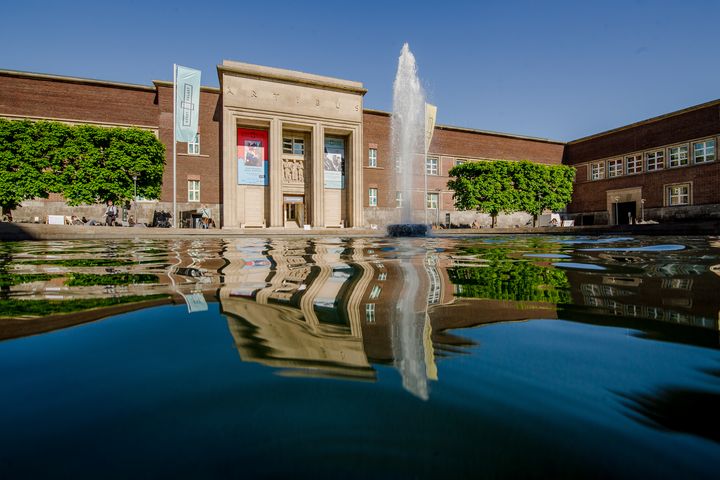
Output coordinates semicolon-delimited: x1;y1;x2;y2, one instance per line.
273;93;280;101
251;90;257;98
315;99;320;107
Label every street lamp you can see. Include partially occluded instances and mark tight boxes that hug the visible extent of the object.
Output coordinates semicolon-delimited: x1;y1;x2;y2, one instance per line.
614;196;620;225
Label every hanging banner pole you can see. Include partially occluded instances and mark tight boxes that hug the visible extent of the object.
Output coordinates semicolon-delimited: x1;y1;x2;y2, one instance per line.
172;64;177;227
424;103;437;226
172;64;202;228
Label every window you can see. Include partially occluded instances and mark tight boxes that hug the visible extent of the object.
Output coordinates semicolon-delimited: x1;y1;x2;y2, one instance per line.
188;180;200;202
282;137;305;155
608;158;623;177
454;159;466;167
626;154;642;174
426;156;439;175
395;191;403;208
668;145;689;167
590;162;605;180
365;303;375;323
188;134;200;154
369;285;382;300
666;183;690;206
368;148;377;167
693;139;715;163
378;272;387;281
645;150;664;171
368;188;378;207
427;193;439;209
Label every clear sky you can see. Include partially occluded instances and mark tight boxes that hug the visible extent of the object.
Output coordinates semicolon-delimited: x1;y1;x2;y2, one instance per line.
2;0;719;141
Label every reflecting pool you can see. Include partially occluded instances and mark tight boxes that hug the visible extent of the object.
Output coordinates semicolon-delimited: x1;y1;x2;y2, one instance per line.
1;235;719;478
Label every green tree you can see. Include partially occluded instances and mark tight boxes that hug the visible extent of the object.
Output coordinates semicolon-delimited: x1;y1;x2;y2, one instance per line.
514;161;575;226
448;161;521;228
448;160;575;228
0;119;165;212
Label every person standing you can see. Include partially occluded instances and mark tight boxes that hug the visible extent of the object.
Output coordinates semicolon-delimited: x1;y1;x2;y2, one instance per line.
105;200;118;226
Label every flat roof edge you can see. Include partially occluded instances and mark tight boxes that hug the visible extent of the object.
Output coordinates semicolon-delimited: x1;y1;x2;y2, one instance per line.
568;98;720;145
0;68;156;92
218;61;367;95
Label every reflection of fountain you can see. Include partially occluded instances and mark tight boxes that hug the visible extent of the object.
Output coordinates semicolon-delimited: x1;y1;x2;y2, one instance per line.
388;43;428;236
391;242;432;400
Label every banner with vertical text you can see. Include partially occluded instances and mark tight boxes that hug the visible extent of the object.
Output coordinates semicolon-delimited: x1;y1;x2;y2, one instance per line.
175;65;201;142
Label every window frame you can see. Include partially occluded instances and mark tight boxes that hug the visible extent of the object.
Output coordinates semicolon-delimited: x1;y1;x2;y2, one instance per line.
668;144;689;168
426;192;439;209
608;158;623;178
590;161;605;180
665;183;691;207
282;136;305;155
395;191;402;209
692;139;715;164
368;188;378;207
625;154;643;175
188;179;200;202
187;133;200;155
645;150;664;171
426;156;439;176
368;148;377;167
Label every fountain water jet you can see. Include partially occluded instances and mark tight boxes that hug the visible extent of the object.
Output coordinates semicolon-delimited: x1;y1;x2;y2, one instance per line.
387;43;428;237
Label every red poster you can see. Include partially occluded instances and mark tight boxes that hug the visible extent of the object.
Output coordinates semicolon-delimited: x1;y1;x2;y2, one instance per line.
237;128;269;185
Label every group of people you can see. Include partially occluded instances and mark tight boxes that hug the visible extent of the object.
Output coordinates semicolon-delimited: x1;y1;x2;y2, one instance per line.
63;200;214;228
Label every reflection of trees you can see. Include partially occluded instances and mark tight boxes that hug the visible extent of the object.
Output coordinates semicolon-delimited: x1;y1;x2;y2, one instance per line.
617;387;720;444
0;294;169;318
64;273;159;286
448;249;570;303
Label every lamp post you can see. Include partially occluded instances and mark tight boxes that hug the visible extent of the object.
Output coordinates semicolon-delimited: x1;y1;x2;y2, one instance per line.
640;198;645;223
614;196;620;225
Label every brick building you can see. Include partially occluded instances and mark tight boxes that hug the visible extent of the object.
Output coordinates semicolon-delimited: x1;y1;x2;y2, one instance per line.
1;62;718;227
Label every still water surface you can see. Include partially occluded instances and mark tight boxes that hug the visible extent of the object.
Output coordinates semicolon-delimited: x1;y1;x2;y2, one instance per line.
0;235;719;478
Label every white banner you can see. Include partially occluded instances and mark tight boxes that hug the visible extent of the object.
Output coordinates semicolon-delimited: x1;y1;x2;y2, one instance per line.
175;65;201;142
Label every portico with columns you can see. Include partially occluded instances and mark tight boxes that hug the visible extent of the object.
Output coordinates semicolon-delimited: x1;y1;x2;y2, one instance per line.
219;60;366;229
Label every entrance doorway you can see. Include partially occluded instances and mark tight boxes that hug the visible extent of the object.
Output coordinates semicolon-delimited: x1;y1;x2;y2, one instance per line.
284;195;305;227
616;201;636;225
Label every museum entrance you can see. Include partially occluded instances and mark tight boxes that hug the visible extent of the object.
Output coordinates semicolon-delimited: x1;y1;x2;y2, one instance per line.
616;201;636;225
284;195;305;228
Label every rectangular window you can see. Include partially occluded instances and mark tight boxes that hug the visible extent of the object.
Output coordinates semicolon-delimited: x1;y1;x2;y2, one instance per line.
693;139;715;163
608;159;623;178
666;183;690;206
455;159;466;167
368;148;377;167
426;157;439;175
626;154;642;174
368;188;378;207
645;150;664;171
282;137;304;155
378;272;387;281
590;161;605;180
427;193;439;209
188;180;200;202
369;285;382;300
365;303;375;323
395;191;403;208
188;134;200;155
668;145;689;167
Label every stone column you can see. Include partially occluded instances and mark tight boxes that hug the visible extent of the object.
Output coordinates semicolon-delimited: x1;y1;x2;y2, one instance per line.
312;123;324;227
269;118;284;227
222;112;238;228
349;126;364;227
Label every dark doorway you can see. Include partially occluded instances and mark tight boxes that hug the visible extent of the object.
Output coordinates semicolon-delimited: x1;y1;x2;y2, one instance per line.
616;201;636;225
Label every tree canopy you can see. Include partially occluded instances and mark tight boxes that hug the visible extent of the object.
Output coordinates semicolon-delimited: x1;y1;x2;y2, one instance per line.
448;160;575;227
0;119;165;211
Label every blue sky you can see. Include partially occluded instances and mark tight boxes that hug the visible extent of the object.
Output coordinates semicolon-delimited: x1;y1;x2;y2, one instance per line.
2;0;719;141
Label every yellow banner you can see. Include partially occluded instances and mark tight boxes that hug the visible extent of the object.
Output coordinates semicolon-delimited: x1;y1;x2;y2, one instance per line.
425;103;437;155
